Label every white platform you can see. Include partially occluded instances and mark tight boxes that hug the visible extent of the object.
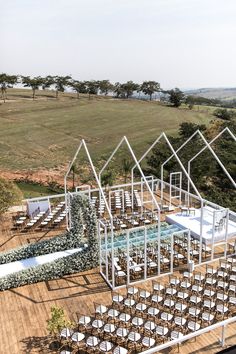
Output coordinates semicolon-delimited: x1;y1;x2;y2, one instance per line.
166;208;236;244
0;247;84;278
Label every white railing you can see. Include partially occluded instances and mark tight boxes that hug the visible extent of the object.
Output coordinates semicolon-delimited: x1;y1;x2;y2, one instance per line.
142;315;236;353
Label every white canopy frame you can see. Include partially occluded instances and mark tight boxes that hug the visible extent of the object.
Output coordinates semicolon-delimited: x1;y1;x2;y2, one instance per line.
131;132;205;263
99;136;162;282
161;128;236;207
169;171;182;207
64;140;115;287
187;127;236;202
186;129;235;260
140;175;155;214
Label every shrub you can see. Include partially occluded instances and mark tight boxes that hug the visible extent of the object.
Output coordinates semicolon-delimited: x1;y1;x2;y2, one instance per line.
213;108;235;121
0;177;22;215
47;306;74;336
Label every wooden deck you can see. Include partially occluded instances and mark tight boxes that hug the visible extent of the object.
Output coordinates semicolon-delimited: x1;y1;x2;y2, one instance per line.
0;214;236;353
0;263;236;354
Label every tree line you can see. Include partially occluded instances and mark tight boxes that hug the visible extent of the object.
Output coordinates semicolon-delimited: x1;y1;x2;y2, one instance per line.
1;73;235;118
0;72;187;106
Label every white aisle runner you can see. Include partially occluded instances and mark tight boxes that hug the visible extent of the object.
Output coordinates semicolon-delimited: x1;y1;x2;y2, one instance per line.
0;247;83;278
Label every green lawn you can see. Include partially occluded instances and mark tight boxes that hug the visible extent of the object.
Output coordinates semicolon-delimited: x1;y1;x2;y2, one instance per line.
0;88;214;171
16;181;63;199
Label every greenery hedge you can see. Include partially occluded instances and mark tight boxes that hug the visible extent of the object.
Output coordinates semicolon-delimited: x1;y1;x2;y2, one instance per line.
0;245;98;291
0;194;99;290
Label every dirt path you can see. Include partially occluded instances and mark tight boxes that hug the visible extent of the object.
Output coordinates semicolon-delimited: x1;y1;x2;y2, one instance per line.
0;167;67;187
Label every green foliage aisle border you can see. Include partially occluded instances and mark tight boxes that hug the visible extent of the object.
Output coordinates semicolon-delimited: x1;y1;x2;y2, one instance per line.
0;195;99;290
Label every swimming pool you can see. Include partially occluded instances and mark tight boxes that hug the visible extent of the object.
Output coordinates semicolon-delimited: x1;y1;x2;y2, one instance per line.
101;222;184;250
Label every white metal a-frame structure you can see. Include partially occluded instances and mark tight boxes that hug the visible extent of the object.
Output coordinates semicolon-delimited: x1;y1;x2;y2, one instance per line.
98;136;162;288
131;129;236;263
64;128;236;290
64;139;111;231
61;129;236;353
131;132;207;262
161;128;236;205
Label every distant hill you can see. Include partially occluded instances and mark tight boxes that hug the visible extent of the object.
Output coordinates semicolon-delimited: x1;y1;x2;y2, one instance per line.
185;88;236;101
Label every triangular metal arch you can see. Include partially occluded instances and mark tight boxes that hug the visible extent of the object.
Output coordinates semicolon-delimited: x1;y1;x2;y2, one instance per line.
130;131;207;263
64;139;113;229
99;135;162;279
188;127;236;173
131;131;203;201
161;128;236;191
99;135;161;213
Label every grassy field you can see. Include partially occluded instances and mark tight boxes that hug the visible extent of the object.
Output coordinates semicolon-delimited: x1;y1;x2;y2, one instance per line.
15;181;63;199
0;88;214;172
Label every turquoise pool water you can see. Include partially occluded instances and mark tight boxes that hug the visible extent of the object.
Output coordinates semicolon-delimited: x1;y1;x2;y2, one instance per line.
101;223;184;250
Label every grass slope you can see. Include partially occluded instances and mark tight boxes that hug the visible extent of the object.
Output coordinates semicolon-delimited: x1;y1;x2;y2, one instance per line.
0;89;213;171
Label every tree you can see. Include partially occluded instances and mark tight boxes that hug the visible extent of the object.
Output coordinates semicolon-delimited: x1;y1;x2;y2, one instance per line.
70;163;79;189
121;81;139;99
101;170;114;190
167;88;185;107
0;73;18;102
213;108;235;121
113;82;125;98
121;158;133;183
71;80;87;99
98;80;114;96
0;178;22;215
47;306;74;336
140;81;160;101
42;75;55;93
54;75;72;99
21;76;44;100
85;80;100;99
185;95;195;110
179;122;207;139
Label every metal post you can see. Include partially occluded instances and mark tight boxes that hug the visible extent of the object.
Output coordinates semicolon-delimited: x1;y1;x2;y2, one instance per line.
179;172;182;206
111;225;115;289
211;211;216;261
158;212;161;276
127;229;130;285
187;161;191;207
220;324;226;347
199;200;204;264
187;229;191;264
144;227;147;280
122;189;124;213
224;209;229;258
131;169;134;211
141;177;144;215
102;223;108;281
170;234;174;273
161;165;164;204
98;223;102;274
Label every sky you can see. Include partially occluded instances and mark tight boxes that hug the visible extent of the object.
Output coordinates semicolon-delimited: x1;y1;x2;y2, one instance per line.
1;0;236;89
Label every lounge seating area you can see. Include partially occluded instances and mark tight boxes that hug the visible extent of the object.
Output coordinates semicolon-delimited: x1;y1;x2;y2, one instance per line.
56;257;236;353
